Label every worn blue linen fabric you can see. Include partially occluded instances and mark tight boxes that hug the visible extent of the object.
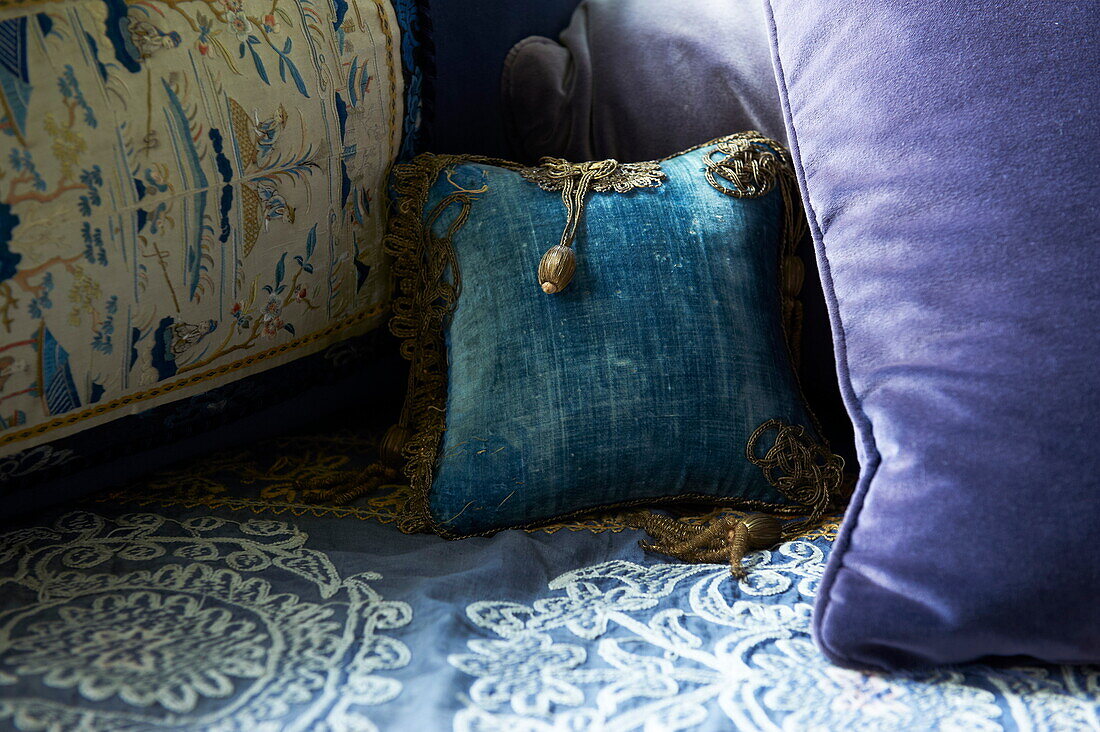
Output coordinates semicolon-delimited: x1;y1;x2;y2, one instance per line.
415;140;819;535
765;0;1100;668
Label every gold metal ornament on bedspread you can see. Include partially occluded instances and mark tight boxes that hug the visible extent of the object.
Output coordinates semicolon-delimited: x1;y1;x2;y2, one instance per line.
519;158;666;294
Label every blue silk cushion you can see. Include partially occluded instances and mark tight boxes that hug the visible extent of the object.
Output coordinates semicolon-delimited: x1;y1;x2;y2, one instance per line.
765;0;1100;668
385;134;838;537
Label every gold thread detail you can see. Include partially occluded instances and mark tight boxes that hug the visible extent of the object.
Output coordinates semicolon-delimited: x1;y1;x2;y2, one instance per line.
383;133;831;541
519;159;665;294
92;488;843;538
634;420;847;576
370;0;400;157
746;418;845;533
701;132;809;366
383;151;523;534
86;418;842;539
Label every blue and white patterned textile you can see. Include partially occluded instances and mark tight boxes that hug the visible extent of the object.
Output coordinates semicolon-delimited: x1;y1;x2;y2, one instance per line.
0;494;1097;731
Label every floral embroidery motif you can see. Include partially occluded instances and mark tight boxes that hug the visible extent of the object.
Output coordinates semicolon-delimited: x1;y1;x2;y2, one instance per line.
451;541;1100;731
0;0;404;463
7;592;268;713
0;497;1095;730
0;511;412;730
0;444;75;480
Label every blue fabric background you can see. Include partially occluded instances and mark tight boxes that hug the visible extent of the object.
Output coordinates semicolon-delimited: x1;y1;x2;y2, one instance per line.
1;488;1095;730
2;415;1094;729
422;144;817;535
765;0;1100;669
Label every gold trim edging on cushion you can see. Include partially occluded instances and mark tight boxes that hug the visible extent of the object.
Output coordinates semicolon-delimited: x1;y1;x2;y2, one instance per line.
85;419;842;541
89;490;843;540
383;132;840;541
519;158;666;294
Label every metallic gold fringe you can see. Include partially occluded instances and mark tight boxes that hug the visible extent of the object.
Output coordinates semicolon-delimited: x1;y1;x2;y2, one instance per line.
634;420;847;577
296;463;400;505
382;152;524;533
382;133;833;542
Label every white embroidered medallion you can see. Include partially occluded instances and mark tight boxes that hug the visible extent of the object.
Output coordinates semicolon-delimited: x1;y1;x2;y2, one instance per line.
0;512;412;731
450;541;1100;732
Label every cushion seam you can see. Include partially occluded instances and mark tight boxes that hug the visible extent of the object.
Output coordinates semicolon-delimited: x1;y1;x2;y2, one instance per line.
763;0;886;671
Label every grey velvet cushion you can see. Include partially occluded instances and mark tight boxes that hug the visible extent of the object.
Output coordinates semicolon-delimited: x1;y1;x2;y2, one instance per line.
501;0;786;163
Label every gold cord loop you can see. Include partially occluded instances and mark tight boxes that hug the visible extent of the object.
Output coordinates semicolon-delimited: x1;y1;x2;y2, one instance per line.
521;158;665;294
745;419;845;533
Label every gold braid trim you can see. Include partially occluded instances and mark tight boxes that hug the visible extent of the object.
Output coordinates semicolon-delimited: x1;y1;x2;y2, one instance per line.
382;134;832;542
383;152;525;533
294;462;401;505
635;421;847;576
746;419;845;532
701;132;809;366
384;154;458;533
634;136;845;576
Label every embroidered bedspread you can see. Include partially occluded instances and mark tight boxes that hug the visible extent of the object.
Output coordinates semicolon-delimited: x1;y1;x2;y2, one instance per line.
0;424;1096;730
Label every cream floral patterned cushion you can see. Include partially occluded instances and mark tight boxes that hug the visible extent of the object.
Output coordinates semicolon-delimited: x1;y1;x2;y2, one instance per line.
0;0;422;509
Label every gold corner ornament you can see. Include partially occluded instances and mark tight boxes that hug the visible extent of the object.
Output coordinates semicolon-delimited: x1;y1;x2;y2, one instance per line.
703;136;784;199
519;158;665;294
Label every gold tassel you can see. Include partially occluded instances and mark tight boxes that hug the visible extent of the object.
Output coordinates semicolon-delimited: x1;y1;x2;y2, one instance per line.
634;512;783;578
635;419;846;577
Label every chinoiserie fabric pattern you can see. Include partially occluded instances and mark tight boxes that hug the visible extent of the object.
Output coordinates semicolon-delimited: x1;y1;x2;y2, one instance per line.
0;0;403;459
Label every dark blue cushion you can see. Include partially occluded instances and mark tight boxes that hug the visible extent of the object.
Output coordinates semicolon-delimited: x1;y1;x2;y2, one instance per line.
386;134;840;536
766;0;1100;668
420;0;582;156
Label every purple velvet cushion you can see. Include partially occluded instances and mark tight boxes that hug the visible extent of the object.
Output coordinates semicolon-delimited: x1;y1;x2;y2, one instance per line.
765;0;1100;669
